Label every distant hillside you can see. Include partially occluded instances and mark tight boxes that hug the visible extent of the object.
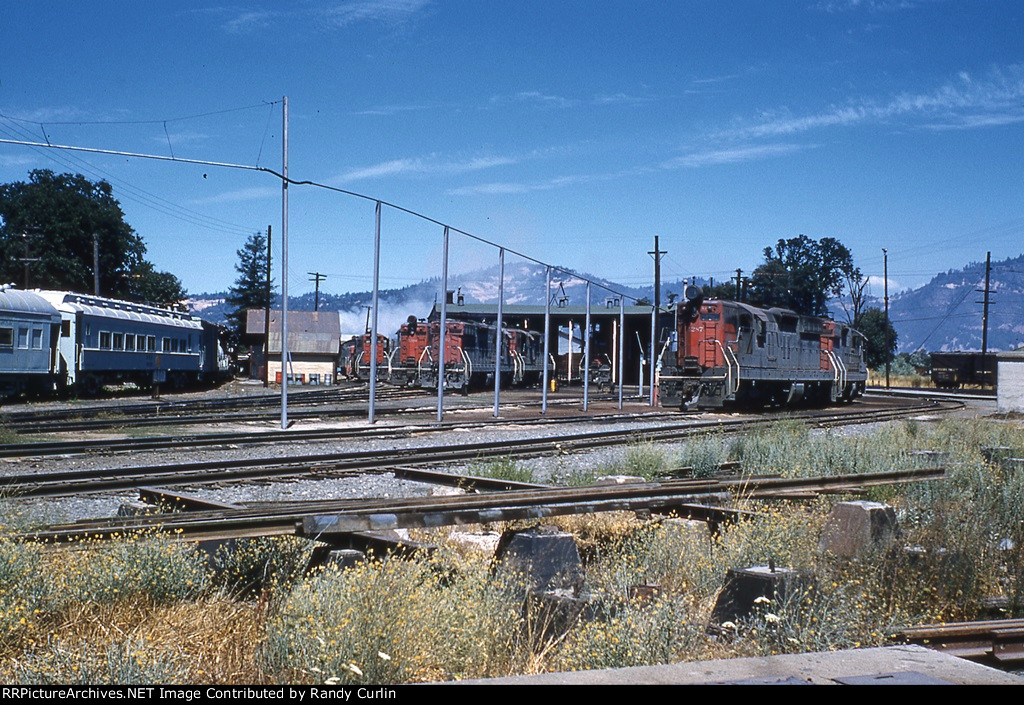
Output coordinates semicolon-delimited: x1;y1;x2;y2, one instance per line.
187;256;1024;353
187;264;690;337
889;254;1024;353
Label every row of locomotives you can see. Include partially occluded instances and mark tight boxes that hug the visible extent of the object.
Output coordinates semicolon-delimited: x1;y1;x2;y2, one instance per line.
658;290;867;410
339;333;391;383
391;317;546;394
552;320;614;390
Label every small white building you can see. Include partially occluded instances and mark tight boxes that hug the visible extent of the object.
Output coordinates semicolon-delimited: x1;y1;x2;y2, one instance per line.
997;348;1024;413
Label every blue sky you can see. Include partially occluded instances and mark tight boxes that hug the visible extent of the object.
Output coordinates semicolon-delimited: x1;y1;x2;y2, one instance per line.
1;0;1022;302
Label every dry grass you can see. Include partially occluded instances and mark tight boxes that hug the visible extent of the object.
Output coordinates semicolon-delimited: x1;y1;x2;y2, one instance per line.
1;418;1022;683
0;593;267;684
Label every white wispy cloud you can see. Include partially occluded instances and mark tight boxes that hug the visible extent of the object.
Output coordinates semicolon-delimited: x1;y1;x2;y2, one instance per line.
491;92;580;109
812;0;931;12
351;103;436;116
662;143;808;169
591;92;654;106
447;169;646;196
319;0;431;27
333;154;517;182
223;10;279;33
718;64;1024;139
191;186;279;204
210;1;430;34
0;154;36;167
150;131;209;146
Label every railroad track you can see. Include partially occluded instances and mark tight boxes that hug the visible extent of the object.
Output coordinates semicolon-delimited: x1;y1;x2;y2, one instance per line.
0;409;676;459
0;399;959;497
895;619;1024;665
0;395;954;460
0;385;429;433
21;467;945;543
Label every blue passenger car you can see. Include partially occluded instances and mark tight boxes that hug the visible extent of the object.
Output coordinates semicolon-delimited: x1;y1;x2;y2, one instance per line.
0;286;61;396
37;291;204;392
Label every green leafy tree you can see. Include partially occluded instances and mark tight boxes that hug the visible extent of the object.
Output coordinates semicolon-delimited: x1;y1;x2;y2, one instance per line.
0;170;150;297
126;261;187;309
858;307;897;369
747;234;858;316
225;231;272;344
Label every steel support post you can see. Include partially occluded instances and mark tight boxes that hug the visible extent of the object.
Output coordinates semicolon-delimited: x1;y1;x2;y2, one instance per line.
649;305;656;406
618;297;625;409
541;266;551;415
494;248;504;417
280;96;289;430
583;281;591;411
369;201;381;423
437;226;449;422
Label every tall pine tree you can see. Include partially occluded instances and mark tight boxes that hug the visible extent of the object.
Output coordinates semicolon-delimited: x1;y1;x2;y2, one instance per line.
225;231;272;346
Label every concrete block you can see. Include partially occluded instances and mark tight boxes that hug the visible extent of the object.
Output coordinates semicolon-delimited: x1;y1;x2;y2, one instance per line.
710;565;813;627
448;530;501;555
525;588;589;645
116;500;155;517
493;525;584;594
905;450;947;467
430;485;466;496
322;549;366;570
595;475;647;485
819;500;899;558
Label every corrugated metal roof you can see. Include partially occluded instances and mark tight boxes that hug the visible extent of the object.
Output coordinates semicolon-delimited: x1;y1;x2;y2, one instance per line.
0;288;61;320
36;290;201;330
998;347;1024;360
247;309;341;354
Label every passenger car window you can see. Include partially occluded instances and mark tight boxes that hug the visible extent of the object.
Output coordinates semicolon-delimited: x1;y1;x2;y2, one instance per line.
31;329;42;349
18;328;29;348
0;327;12;347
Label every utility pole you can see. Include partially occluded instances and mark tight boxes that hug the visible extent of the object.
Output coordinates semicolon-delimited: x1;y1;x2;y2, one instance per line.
883;248;890;390
735;269;743;301
648;235;667;348
264;225;272;388
308;271;326;311
978;251;993;389
17;232;41;290
93;233;100;295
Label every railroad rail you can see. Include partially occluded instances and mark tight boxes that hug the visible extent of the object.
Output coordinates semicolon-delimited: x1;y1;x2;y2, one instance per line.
20;467;945;544
0;400;959;497
0;397;958;462
895;619;1024;665
0;386;429;434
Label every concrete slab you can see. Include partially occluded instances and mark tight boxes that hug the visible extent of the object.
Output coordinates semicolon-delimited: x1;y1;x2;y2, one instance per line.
460;645;1024;685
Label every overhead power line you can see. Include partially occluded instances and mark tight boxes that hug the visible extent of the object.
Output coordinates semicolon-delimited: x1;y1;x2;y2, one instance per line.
0;129;658;306
0;119;253;237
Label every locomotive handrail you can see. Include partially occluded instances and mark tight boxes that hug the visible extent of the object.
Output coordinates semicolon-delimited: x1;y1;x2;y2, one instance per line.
713;340;734;397
834;350;848;391
724;343;741;395
512;349;524;383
